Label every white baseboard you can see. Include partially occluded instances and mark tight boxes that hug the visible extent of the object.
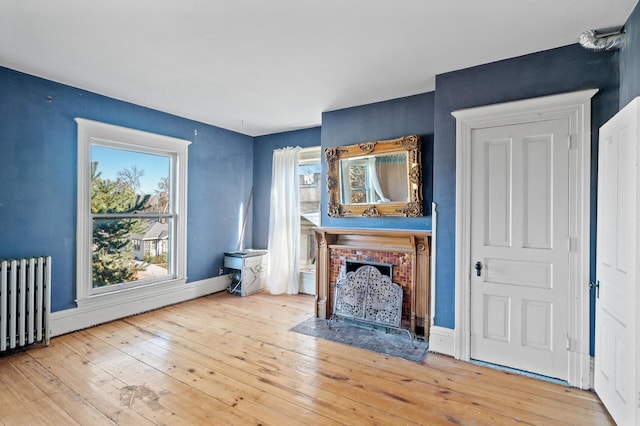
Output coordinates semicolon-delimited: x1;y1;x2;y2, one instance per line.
568;350;594;390
50;275;230;337
428;325;454;356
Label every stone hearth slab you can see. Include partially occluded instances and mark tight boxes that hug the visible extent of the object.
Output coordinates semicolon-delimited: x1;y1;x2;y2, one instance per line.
291;317;429;363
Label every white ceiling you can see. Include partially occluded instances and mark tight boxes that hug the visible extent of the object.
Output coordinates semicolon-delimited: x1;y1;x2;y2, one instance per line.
1;0;637;136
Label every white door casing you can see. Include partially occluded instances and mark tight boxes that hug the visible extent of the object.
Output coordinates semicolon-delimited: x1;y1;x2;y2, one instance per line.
469;118;570;380
453;89;597;388
594;97;639;425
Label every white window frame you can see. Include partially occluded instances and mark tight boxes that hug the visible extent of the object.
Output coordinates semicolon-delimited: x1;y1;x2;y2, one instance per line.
75;118;190;305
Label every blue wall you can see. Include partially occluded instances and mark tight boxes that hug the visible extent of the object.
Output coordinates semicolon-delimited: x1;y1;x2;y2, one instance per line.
253;127;321;249
620;1;640;108
432;45;620;351
0;67;254;312
321;92;435;230
2;12;636;350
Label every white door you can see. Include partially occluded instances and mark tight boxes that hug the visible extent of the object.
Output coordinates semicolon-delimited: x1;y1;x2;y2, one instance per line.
470;118;571;380
595;99;639;426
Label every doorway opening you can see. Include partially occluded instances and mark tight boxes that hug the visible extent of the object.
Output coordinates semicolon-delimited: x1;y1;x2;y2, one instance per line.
452;89;597;388
298;146;321;295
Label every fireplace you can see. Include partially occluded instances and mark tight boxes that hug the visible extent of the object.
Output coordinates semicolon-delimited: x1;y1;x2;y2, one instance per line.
313;227;431;339
329;264;413;345
332;249;413;328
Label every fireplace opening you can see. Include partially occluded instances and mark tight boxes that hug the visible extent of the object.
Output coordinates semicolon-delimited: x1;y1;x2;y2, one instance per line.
345;259;392;278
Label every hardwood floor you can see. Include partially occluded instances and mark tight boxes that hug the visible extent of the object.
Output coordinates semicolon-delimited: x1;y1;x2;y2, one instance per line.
0;292;613;425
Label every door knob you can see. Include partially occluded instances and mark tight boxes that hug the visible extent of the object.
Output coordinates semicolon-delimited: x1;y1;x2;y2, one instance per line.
475;261;482;277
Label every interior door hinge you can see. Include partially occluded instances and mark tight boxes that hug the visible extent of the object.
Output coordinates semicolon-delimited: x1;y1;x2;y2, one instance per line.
567;237;577;253
566;336;572;351
568;134;577;150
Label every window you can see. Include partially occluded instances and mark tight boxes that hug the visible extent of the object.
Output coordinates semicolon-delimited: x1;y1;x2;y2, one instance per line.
298;147;321;272
76;118;190;301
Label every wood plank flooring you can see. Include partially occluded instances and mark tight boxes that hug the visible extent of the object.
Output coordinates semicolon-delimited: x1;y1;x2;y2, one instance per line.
0;292;613;425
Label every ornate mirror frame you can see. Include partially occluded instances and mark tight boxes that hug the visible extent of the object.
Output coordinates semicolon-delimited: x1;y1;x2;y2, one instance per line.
325;134;423;217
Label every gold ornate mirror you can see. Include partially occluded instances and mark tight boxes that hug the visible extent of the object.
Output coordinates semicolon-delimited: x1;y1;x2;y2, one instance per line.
326;135;422;217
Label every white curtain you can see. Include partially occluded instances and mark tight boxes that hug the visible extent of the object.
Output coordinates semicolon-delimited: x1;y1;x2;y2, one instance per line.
266;146;301;294
367;157;389;202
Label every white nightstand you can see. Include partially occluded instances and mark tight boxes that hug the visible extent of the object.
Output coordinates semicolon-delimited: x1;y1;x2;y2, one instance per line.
224;249;267;296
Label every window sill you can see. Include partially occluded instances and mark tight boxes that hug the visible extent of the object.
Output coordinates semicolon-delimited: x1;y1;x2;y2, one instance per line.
77;277;188;310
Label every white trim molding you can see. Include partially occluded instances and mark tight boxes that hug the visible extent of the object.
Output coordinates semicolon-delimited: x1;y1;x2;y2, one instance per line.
428;326;454;356
452;89;598;389
50;275;230;337
430;202;437;331
75;118;191;300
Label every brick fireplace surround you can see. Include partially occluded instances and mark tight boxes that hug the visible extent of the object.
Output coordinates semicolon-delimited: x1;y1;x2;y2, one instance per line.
313;228;432;339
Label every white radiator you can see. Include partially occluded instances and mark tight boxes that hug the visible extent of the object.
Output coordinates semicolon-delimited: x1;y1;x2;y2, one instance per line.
0;256;51;352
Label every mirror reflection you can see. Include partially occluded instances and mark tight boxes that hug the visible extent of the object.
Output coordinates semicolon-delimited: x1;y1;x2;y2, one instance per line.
339;153;408;204
325;134;423;218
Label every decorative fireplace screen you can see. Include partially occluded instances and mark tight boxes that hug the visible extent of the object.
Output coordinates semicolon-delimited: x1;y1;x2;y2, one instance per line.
329;265;413;346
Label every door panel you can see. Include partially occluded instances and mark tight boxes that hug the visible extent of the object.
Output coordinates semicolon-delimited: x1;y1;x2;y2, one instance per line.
484;139;512;247
521;299;551;351
470;118;570;380
485;258;551;289
595;101;638;425
523;136;553;249
483;295;510;342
